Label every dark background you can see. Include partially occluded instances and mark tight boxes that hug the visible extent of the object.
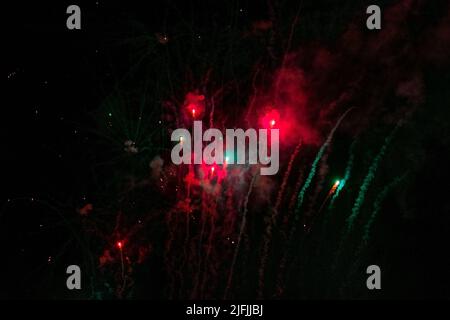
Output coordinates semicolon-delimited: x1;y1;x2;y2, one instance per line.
2;0;450;299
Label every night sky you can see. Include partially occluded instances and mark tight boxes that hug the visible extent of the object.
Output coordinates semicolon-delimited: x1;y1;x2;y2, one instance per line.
2;0;450;300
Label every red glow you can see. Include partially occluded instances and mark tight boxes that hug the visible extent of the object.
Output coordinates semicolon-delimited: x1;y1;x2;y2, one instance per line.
198;162;227;182
185;92;205;119
117;241;123;249
261;109;280;129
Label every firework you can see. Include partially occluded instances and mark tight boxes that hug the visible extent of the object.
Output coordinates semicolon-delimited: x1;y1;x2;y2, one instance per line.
258;141;301;297
224;172;258;299
318;180;341;214
362;174;407;247
345;124;401;236
332;123;402;274
328;140;357;210
294;108;353;217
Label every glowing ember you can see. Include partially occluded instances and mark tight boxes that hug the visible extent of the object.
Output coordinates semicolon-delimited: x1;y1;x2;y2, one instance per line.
261;109;280;129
